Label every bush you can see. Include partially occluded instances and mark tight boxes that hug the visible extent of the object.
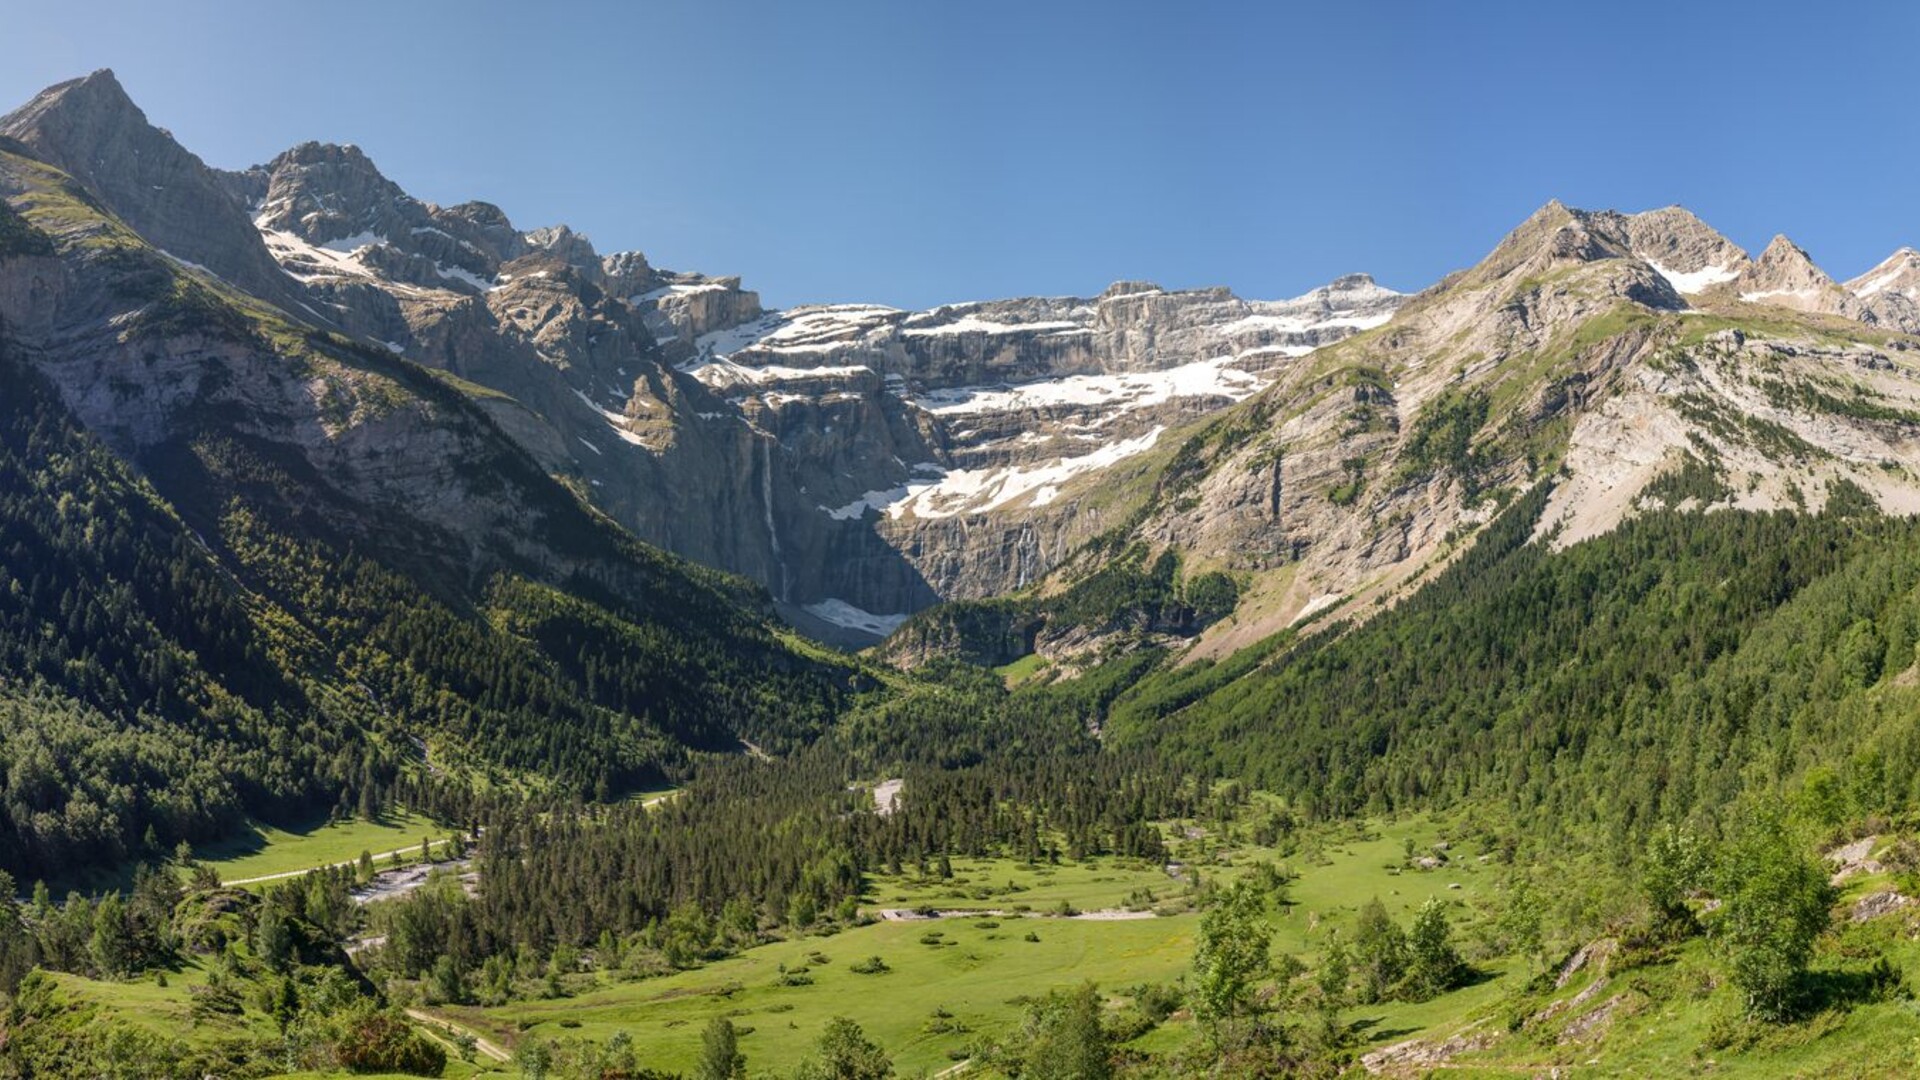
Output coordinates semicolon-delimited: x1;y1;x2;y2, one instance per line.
849;955;890;974
1715;811;1835;1021
333;1011;447;1076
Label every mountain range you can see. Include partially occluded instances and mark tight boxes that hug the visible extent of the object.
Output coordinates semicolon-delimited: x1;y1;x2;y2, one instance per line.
5;67;1920;717
15;69;1918;669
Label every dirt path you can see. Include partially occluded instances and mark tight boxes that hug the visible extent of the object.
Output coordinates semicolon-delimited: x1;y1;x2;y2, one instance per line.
870;906;1159;922
405;1007;511;1063
221;837;463;886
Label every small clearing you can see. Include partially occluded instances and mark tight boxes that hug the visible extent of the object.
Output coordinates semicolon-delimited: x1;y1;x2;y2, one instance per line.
873;778;904;816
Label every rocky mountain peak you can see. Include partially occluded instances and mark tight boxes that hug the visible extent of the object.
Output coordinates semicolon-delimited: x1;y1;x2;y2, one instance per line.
1100;280;1164;300
1616;206;1749;292
0;68;136;133
252;140;421;247
1453;200;1631;289
1849;247;1920;300
0;68;306;310
1729;234;1852;315
1846;247;1920;333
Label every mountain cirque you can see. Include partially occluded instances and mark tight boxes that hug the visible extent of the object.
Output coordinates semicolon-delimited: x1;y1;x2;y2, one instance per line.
1;69;1405;643
5;70;1919;654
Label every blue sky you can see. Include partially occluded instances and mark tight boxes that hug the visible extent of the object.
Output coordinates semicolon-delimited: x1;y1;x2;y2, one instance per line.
5;1;1915;309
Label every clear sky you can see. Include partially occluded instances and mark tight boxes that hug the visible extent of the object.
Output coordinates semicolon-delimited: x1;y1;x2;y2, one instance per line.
5;1;1915;309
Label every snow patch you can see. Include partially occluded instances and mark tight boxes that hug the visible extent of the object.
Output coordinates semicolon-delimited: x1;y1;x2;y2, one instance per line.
632;281;731;304
694;305;901;358
802;599;910;637
900;315;1082;337
571;389;648;446
912;354;1264;418
1295;593;1345;622
1648;261;1740;295
843;426;1166;520
686;358;873;391
434;263;498;292
1740;287;1822;303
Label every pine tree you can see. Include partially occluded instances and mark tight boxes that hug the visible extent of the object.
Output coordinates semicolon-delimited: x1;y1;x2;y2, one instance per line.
695;1016;746;1080
1191;882;1271;1046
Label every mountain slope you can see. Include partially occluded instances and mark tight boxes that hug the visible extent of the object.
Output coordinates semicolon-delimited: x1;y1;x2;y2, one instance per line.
888;202;1920;667
0;127;861;882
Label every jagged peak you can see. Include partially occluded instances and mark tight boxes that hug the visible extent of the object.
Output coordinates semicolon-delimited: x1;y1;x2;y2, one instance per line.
1100;280;1164;300
1452;200;1636;290
1757;233;1810;260
1847;247;1920;301
1744;234;1835;284
1;68;150;147
269;140;382;171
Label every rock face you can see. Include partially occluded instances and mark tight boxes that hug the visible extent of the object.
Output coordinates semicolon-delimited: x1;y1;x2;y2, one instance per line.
166;116;1399;639
0;70;308;314
1728;234;1859;317
672;273;1402;637
1848;248;1920;333
0;142;770;635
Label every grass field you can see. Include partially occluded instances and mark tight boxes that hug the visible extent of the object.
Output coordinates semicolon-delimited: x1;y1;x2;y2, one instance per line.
444;812;1519;1075
195;809;457;885
41;809;1920;1077
461;914;1200;1074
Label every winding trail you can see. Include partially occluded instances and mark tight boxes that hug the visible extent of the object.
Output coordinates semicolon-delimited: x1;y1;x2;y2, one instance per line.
405;1007;511;1063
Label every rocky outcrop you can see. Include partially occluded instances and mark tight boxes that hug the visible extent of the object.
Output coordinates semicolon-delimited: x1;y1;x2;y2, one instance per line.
1847;247;1920;333
1729;234;1859;317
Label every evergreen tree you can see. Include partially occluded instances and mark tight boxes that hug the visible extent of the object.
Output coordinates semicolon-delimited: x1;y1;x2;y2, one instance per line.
253;903;293;973
1191;882;1271;1045
88;893;133;978
1018;982;1112;1080
695;1016;746;1080
795;1017;892;1080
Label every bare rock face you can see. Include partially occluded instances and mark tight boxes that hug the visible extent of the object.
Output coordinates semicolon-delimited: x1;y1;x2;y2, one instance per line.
675;274;1404;626
1729;235;1859;317
0;69;308;313
1616;205;1750;289
1847;248;1920;333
